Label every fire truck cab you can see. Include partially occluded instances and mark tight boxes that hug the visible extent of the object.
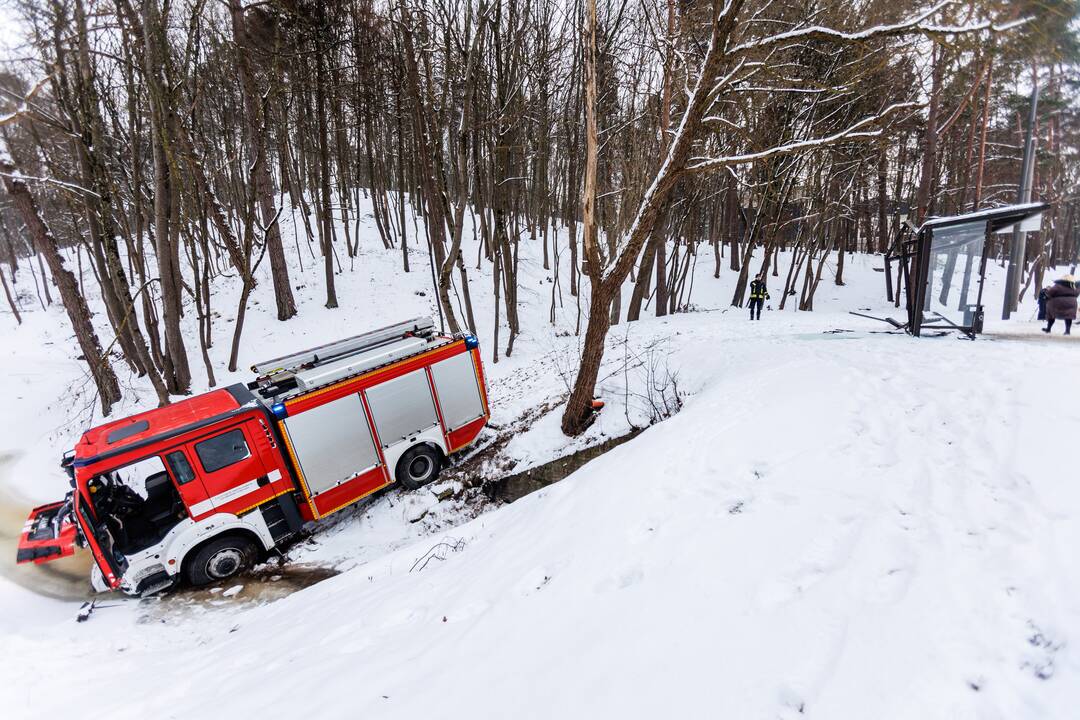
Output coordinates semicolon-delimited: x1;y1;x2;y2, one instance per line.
17;318;489;596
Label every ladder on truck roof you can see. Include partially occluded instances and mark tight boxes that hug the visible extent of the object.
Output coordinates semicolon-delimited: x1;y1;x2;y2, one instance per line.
250;317;438;398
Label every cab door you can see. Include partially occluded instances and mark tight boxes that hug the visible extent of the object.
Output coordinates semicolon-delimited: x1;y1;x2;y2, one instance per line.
181;420;277;519
73;491;125;589
161;447;211;518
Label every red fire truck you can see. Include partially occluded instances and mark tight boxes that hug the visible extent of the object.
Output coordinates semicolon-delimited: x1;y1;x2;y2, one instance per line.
16;318;489;596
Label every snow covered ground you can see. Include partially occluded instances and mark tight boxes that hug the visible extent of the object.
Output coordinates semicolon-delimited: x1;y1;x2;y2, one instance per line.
0;200;1077;718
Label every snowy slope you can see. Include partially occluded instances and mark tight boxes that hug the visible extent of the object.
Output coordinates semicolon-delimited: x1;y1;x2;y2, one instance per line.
1;198;1078;718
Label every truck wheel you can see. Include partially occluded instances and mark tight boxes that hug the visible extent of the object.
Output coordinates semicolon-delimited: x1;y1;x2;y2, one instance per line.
396;445;441;490
185;535;259;587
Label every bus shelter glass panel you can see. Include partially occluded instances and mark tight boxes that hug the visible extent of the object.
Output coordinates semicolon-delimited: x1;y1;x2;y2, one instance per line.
922;219;986;328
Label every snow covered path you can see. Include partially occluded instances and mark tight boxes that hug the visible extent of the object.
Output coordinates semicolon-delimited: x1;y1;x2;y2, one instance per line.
2;304;1077;719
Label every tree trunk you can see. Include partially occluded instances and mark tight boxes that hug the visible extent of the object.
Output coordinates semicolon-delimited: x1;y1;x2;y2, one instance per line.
626;226;658;321
314;4;339;309
562;2;744;435
141;0;190;394
562;285;611;433
562;0;603;434
229;0;297;321
972;57;994;210
68;0;170;404
1;153;121;415
1;259;21;325
398;0;459;330
629;0;676;323
915;46;945;224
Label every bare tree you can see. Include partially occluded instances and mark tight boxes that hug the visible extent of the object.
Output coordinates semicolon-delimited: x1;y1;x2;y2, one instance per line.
1;143;121;414
561;1;1022;434
229;0;297;321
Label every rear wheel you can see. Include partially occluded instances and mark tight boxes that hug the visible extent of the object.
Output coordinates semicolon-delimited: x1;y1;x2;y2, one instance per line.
396;445;441;490
185;535;259;587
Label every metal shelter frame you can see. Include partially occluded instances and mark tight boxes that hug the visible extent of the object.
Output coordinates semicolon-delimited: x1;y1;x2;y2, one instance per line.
881;203;1049;338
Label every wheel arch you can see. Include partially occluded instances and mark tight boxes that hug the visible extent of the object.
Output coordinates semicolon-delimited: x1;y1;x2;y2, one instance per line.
381;425;448;481
179;527;265;579
417;439;447;461
394;440;445;472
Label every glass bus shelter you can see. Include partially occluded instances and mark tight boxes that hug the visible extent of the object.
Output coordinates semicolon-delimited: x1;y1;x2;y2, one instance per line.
882;203;1048;337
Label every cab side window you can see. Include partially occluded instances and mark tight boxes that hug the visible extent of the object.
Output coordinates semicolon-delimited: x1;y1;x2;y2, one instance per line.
194;429;251;473
165;451;196;485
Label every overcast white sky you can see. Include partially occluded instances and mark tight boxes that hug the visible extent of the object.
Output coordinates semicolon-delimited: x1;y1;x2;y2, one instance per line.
0;1;25;62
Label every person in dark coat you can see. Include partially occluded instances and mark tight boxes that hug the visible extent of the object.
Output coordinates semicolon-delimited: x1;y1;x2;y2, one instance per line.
1042;275;1078;335
748;272;769;321
1037;286;1049;321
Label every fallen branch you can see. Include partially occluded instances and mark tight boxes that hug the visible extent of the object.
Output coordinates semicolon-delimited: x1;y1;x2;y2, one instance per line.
410;537;467;573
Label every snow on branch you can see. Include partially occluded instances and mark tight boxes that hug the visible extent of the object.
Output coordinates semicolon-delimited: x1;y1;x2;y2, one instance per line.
730;1;1030;55
702;114;753;139
0;170;103;199
686;101;920;173
729;86;837;94
0;74;55;128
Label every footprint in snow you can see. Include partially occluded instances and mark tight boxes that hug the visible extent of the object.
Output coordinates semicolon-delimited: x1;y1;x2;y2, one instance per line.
868;566;913;605
594;566;644;593
777;684;806;715
627;521;659;544
514;566;557;596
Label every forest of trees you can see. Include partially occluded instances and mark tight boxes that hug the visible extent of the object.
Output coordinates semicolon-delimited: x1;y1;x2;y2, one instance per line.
0;0;1077;434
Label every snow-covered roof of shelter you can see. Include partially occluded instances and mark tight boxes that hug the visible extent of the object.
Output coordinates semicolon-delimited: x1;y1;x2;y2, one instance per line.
918;202;1048;231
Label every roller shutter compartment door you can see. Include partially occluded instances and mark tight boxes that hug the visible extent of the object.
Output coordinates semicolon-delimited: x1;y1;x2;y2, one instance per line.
283;393;380;496
364;369;439;448
430;352;484;431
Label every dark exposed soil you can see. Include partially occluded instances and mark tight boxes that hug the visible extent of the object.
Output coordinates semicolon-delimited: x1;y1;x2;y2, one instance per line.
134;562;342;622
483;430;642;504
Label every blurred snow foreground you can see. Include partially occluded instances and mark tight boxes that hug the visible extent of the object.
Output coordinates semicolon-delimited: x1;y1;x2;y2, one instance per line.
1;239;1078;718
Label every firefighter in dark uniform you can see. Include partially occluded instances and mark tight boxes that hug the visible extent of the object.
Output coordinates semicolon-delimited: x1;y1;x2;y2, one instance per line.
749;272;769;320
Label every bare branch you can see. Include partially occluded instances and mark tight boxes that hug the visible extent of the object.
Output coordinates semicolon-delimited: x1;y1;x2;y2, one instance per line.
730;2;1030;56
687;101;921;172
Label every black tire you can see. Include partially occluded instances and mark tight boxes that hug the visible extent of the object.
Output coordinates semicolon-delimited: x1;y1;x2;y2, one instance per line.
396;444;441;490
184;534;259;587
